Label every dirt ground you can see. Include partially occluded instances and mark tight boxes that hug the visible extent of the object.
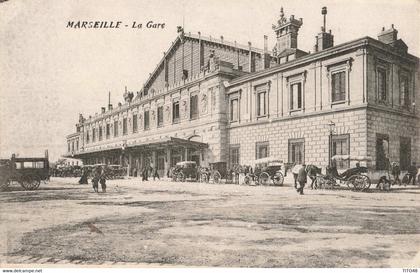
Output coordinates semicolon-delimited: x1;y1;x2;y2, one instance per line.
0;176;419;267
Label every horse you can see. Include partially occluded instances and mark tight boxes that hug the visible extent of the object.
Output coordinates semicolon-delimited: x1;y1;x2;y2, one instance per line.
305;164;322;189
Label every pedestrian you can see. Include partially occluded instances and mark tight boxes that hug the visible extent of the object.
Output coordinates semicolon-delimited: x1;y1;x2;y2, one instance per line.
78;168;89;184
99;166;107;193
153;167;160;181
92;168;99;193
407;162;418;185
292;163;301;189
297;164;307;195
391;162;401;185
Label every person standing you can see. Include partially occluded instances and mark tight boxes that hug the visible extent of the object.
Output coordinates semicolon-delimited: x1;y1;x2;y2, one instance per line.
99;166;107;193
78;168;89;184
407;162;418;185
297;164;307;195
92;167;99;193
152;167;160;181
391;162;401;185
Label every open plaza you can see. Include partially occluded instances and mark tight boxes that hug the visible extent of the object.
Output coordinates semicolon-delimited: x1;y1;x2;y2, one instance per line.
1;177;419;267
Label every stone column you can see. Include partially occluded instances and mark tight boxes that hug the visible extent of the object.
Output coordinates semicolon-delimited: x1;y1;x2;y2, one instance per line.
164;148;171;178
152;150;157;171
128;152;132;177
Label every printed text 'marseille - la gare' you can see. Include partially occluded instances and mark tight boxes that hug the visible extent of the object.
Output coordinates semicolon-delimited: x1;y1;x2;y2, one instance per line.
66;21;166;29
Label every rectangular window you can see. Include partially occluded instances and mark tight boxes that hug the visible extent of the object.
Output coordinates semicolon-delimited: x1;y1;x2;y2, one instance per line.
256;141;269;159
332;134;350;169
400;75;410;107
114;121;118;137
106;124;110;139
332;71;346;102
99;127;103;141
86;132;90;143
132;114;138;133
230;145;240;166
288;138;304;164
378;68;387;103
257;91;267;116
144;110;150;130
92;128;96;142
122;118;127;135
67;142;70;152
173;101;180;123
230;98;239;122
400;137;411;171
72;142;74;151
76;140;79;150
157;106;164;127
376;134;389;170
190;94;199;119
290;82;302;110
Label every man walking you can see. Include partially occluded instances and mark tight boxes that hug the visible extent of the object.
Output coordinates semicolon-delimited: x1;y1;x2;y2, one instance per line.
297;164;307;195
292;163;302;189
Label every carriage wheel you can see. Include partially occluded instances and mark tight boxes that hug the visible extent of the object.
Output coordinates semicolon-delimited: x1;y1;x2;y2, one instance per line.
212;171;221;184
349;175;367;191
177;172;185;182
20;176;41;190
0;178;10;191
200;173;209;183
273;172;284;186
362;175;371;190
259;172;270;185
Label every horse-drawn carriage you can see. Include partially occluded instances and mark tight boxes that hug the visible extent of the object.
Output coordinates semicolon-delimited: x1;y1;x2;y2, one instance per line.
0;155;49;191
314;155;371;191
171;161;198;182
244;157;285;186
199;162;229;184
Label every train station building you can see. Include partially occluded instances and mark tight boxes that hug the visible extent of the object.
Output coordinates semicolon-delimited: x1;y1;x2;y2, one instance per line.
65;8;420;179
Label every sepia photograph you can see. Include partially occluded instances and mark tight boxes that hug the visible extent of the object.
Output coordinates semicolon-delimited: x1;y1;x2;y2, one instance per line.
0;0;419;271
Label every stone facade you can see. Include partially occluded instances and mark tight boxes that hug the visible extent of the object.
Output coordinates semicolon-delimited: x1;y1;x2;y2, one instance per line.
66;10;420;179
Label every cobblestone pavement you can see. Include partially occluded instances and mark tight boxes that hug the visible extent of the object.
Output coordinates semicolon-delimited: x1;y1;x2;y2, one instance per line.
1;176;419;267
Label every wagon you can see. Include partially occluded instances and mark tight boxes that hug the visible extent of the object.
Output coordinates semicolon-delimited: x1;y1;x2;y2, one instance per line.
315;155;371;191
244;157;285;186
171;161;198;182
0;155;50;191
199;162;226;184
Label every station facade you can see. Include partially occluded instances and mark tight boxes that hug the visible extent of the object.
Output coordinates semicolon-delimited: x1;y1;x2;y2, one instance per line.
65;8;420;178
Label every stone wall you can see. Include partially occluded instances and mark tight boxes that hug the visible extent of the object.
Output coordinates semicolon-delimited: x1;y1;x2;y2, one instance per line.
228;108;368;168
366;107;420;169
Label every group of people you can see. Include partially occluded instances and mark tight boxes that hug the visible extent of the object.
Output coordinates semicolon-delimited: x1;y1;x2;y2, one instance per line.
139;165;160;181
78;166;107;193
389;161;418;185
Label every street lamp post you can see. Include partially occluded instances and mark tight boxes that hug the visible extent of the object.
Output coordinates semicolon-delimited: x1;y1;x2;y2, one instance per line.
328;121;336;167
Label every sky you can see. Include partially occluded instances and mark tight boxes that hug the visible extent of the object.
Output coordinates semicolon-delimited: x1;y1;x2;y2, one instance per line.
0;0;419;161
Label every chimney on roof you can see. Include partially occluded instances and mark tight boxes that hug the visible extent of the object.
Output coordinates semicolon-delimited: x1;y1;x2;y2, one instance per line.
272;7;303;55
263;35;270;69
314;7;334;52
378;24;398;45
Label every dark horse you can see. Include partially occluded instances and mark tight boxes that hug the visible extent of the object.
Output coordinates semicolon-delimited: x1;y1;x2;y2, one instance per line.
305;164;322;189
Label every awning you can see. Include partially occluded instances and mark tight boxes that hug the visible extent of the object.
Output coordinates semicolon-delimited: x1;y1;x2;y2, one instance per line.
63;136;208;159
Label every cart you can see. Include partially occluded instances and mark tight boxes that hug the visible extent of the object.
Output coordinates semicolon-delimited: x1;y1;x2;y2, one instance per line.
0;155;50;191
315;155;371;191
172;161;198;182
244;157;285;186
